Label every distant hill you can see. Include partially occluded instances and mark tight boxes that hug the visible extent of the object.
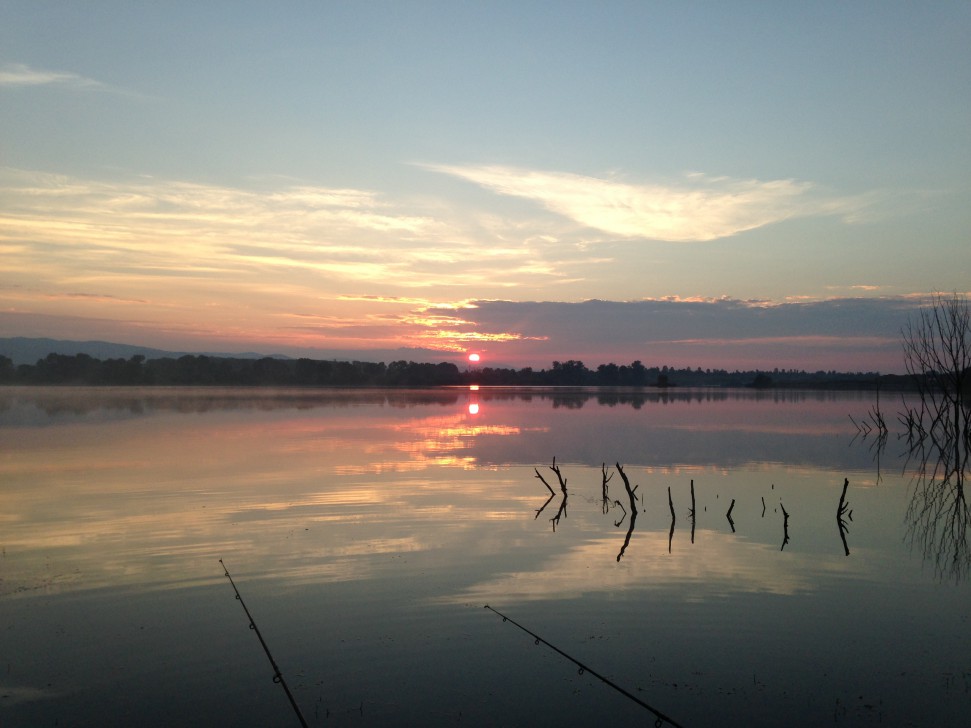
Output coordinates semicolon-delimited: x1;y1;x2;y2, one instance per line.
0;336;460;368
0;337;281;366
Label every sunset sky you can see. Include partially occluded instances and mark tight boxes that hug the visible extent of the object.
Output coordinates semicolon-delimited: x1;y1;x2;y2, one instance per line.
2;2;969;372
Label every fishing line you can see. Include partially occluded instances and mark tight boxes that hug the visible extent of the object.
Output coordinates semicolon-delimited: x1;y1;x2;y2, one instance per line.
484;605;684;728
220;559;309;728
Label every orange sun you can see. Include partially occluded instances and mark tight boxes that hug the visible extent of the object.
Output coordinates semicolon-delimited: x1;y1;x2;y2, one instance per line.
468;353;480;363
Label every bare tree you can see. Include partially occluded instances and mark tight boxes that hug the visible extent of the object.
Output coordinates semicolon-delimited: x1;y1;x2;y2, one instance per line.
901;292;971;458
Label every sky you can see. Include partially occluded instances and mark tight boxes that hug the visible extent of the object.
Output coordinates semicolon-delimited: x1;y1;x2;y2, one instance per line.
1;1;969;373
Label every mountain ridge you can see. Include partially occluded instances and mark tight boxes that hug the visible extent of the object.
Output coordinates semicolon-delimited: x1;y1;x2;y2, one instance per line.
0;336;456;367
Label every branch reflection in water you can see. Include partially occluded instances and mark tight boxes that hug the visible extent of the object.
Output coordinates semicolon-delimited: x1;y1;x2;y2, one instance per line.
533;458;568;530
852;386;970;581
903;419;970;581
528;460;865;561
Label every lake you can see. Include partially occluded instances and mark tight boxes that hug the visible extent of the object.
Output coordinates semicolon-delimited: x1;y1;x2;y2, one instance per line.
1;386;969;727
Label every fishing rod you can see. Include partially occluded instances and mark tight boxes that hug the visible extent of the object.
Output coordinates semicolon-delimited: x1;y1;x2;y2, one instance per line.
484;605;684;728
220;559;309;728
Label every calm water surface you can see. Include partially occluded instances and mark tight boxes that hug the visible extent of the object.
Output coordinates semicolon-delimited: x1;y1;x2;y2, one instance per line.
1;386;969;727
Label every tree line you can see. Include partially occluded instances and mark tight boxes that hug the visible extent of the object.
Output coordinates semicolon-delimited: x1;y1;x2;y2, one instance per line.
0;351;915;389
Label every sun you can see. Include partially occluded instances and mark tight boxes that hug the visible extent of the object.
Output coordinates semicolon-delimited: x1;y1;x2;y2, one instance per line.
468;353;480;363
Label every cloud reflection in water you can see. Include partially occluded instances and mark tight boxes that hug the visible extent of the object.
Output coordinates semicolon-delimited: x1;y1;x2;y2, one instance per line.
0;387;910;603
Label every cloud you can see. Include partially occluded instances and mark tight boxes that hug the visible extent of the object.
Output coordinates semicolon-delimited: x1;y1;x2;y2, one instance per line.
447;297;923;371
0;167;560;294
0;62;105;89
424;163;871;242
44;291;150;305
0;163;565;352
463;297;916;342
339;295;478;310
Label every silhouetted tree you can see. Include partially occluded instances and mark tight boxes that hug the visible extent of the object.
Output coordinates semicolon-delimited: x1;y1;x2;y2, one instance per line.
294;357;319;385
902;292;971;455
597;362;620;385
752;372;773;389
30;353;99;383
0;355;14;383
627;360;648;386
549;360;590;385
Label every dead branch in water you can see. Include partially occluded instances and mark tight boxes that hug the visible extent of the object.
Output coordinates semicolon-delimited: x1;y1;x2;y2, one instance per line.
689;479;696;544
615;463;639;561
837;477;852;556
667;486;676;554
546;457;568;531
534;467;555;496
601;462;614;514
533;466;555;519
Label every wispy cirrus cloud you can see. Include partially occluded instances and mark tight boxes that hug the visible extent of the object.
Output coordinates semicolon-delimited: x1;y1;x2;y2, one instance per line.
0;167;549;292
0;167;579;352
424;163;873;242
0;62;105;89
44;291;150;305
